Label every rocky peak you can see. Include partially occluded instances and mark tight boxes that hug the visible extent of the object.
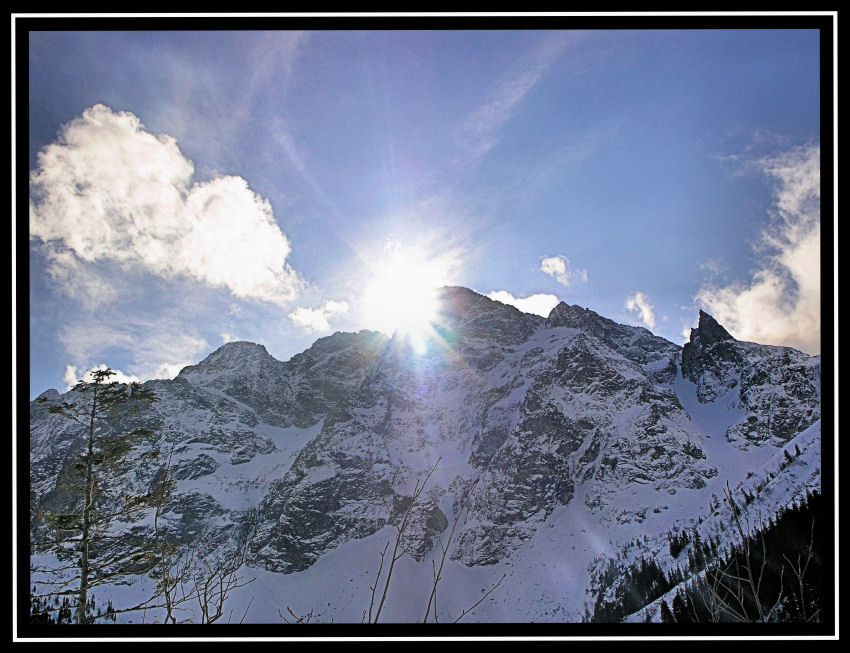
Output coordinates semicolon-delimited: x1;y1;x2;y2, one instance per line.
680;310;738;384
436;286;543;347
179;341;275;379
35;388;61;402
545;302;606;331
437;284;489;306
544;301;679;380
437;286;509;322
544;301;657;343
287;330;387;368
688;310;735;349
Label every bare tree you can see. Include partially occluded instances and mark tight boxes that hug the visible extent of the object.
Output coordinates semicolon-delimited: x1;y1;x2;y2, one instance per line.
782;519;819;623
693;483;782;623
192;523;256;624
148;446;199;624
422;478;505;623
683;483;819;624
364;460;439;623
279;605;314;624
357;461;505;624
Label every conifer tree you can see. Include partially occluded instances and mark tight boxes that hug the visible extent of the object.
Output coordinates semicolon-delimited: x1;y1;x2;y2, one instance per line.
32;368;165;623
660;599;675;624
672;590;689;623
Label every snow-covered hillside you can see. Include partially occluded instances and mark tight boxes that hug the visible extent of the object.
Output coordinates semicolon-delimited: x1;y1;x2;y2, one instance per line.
28;287;823;624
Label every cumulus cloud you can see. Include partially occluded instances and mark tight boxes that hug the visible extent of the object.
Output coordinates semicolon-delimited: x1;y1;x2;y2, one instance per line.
486;290;560;317
29;104;303;307
288;299;350;333
625;291;657;330
695;143;821;354
63;363;140;391
151;361;193;380
540;255;588;287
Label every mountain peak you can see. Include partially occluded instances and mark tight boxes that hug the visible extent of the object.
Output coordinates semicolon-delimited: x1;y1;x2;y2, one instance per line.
680;310;738;385
204;340;273;364
217;340;270;353
36;388;60;401
437;286;500;316
545;301;601;327
545;301;646;339
690;310;735;348
435;286;544;346
177;340;276;381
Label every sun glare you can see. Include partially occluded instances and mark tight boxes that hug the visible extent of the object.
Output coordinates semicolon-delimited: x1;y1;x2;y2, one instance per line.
361;247;447;352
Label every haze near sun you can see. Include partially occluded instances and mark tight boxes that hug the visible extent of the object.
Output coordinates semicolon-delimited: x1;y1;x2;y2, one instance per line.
361;244;450;351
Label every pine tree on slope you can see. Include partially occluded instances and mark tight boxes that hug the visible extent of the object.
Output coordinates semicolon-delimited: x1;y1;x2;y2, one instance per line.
32;368;165;623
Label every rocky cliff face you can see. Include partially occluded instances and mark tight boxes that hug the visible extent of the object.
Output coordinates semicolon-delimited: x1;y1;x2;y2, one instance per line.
29;287;821;588
178;331;388;429
681;309;821;446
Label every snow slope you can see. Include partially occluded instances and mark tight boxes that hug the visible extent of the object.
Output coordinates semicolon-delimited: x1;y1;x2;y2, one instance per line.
27;287;823;624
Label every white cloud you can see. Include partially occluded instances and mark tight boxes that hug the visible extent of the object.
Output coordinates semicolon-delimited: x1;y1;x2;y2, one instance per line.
39;249;124;310
246;32;308;97
625;291;657;330
152;361;192;380
29;104;303;307
699;258;727;280
288;299;350;333
695;143;820;354
382;237;403;254
63;363;140;390
540;255;588;287
59;317;209;383
486;290;560;317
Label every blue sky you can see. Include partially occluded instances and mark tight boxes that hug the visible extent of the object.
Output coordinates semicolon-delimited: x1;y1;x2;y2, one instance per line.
24;21;826;398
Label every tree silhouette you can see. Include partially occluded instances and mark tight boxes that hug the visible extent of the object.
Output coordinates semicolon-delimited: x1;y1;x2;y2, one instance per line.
31;369;165;623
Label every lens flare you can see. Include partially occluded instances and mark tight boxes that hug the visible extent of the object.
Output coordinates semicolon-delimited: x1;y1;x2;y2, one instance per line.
361;247;446;351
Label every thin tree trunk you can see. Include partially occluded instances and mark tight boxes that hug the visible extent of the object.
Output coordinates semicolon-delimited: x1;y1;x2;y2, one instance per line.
77;378;99;624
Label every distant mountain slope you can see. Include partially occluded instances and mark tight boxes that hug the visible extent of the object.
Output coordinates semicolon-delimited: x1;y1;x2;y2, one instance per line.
28;286;822;623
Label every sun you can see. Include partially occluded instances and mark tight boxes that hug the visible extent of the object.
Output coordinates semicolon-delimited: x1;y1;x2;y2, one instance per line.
361;246;447;351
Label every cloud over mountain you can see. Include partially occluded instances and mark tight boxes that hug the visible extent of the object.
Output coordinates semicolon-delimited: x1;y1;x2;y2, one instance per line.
486;290;560;317
695;143;821;354
625;291;657;330
540;255;588;287
288;299;350;333
29;104;303;307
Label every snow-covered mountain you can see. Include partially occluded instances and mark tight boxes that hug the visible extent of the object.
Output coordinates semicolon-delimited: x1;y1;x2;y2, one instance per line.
28;286;822;623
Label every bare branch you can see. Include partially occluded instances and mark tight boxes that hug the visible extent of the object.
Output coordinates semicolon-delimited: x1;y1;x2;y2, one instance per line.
423;478;479;623
452;572;506;623
280;605;314;624
366;541;389;624
371;459;440;623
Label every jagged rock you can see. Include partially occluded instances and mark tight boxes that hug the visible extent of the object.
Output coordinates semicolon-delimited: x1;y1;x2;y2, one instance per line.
681;310;740;398
171;453;220;480
29;287;821;586
680;310;820;445
546;302;681;383
178;332;388;428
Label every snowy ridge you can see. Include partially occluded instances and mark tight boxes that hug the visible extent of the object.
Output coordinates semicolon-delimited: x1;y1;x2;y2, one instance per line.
28;287;822;623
